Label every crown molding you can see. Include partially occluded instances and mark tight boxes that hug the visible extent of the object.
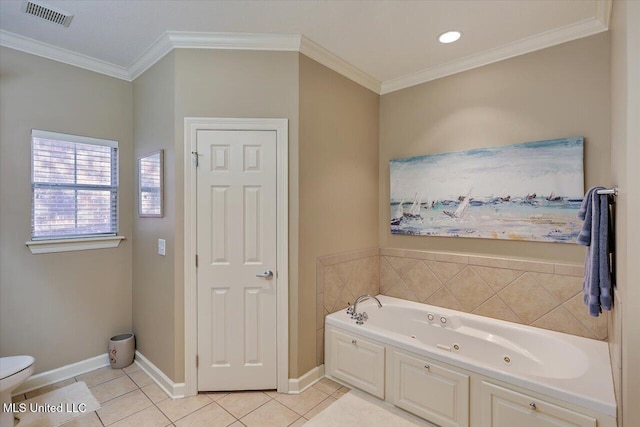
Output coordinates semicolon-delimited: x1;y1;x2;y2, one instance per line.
128;31;381;92
0;30;129;80
299;36;381;93
0;29;378;91
127;31;174;81
167;31;301;51
595;0;613;29
116;30;382;93
0;0;613;94
380;15;609;94
128;31;303;82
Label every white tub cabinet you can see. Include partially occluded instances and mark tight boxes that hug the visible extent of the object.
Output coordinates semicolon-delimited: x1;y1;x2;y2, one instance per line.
326;327;385;399
388;349;469;427
325;325;615;427
480;382;596;427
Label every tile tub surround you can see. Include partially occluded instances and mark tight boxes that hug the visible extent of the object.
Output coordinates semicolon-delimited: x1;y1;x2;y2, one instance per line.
316;247;605;365
316;248;380;365
379;248;606;341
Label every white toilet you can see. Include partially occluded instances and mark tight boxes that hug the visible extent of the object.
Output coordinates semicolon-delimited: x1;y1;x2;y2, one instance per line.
0;356;35;427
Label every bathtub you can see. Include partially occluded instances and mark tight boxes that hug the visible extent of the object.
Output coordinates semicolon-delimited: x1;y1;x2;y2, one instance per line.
325;295;616;421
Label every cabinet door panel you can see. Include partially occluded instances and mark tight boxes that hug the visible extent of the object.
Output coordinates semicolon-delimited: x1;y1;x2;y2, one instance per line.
481;382;596;427
328;328;385;399
391;349;469;427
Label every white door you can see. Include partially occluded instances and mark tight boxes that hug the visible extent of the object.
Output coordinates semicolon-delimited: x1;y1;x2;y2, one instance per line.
196;129;278;391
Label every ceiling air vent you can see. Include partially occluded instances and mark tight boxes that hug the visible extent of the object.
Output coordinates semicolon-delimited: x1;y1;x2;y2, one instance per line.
22;1;74;27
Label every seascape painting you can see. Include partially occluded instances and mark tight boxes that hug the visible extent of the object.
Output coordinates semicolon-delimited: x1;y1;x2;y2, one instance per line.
389;137;584;243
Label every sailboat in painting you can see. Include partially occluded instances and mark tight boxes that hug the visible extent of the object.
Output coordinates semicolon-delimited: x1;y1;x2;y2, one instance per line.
546;192;562;201
390;200;405;225
444;189;471;218
403;193;422;219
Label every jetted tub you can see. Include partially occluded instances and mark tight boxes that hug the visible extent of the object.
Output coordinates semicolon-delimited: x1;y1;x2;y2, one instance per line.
325;295;616;421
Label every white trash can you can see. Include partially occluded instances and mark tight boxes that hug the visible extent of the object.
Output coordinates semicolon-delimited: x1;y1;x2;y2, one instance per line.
108;333;135;369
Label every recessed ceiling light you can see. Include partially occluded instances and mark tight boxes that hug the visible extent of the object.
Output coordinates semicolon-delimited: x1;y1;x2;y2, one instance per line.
438;30;462;44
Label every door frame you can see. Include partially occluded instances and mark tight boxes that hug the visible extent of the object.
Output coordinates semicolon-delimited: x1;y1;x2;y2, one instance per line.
183;117;289;396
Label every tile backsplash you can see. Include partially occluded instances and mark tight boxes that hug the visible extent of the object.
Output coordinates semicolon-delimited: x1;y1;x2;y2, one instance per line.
316;247;606;365
316;248;379;365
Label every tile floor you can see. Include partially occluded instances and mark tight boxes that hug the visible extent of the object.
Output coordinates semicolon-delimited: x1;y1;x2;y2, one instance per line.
11;364;349;427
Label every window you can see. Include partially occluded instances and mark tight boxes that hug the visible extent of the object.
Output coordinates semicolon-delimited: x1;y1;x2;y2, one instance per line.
30;130;119;241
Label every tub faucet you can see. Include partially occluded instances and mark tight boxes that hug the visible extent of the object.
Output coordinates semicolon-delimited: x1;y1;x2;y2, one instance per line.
352;294;382;323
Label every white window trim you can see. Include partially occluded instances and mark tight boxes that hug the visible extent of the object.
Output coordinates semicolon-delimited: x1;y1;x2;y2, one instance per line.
32;130;118;148
30;129;120;244
25;235;125;254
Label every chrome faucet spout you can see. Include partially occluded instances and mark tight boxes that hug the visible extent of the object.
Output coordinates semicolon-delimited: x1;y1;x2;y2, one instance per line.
352;294;382;317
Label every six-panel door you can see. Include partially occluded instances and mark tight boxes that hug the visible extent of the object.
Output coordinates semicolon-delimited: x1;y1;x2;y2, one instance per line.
196;129;278;391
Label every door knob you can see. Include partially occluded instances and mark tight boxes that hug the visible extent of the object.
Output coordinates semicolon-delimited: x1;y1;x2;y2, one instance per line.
256;270;274;280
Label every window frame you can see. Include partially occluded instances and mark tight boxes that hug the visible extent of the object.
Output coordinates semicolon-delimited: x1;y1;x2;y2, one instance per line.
26;129;124;254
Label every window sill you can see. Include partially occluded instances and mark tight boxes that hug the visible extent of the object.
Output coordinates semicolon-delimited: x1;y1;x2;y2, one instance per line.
25;236;125;254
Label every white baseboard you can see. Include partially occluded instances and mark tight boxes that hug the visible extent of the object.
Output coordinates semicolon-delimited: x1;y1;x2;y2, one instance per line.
134;350;185;399
14;353;110;395
14;351;313;399
288;365;324;394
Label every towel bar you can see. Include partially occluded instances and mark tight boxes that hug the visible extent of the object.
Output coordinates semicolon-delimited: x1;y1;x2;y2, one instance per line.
596;186;618;196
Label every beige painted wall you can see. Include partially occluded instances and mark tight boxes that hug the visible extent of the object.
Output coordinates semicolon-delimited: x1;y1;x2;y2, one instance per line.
379;33;611;264
172;49;300;381
298;54;379;376
609;1;640;425
132;52;177;380
0;47;133;373
166;49;300;382
132;50;379;382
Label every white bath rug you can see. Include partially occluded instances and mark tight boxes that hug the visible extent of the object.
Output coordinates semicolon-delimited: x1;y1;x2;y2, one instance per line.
13;381;100;427
304;389;436;427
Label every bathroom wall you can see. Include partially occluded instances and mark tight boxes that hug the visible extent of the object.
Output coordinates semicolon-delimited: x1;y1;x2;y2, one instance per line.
174;49;300;381
134;49;300;383
0;47;133;373
379;249;604;340
609;1;640;425
298;55;380;377
132;52;177;381
132;49;379;382
379;33;611;265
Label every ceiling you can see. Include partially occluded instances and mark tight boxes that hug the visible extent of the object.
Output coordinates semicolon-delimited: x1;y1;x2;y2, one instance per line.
0;0;611;94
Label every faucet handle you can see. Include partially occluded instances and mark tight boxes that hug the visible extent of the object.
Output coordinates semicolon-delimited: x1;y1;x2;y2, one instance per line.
346;302;354;316
355;312;368;325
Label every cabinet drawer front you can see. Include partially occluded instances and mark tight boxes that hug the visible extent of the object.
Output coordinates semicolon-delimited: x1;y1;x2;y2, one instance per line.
481;382;596;427
391;350;469;427
329;329;385;398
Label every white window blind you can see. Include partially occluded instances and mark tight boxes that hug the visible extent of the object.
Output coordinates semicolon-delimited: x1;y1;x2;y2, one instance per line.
31;130;118;240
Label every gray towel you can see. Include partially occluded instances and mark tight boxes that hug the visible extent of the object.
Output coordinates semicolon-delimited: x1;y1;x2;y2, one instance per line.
577;187;612;317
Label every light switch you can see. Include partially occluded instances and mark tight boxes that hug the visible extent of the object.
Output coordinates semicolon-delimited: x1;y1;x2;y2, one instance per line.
158;239;166;256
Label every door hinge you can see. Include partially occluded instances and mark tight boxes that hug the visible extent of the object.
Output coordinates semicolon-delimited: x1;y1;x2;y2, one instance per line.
191;151;200;167
195;254;198;267
196;355;199;368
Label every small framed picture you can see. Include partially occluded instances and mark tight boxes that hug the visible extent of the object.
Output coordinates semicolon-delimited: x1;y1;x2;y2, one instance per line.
138;150;163;218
